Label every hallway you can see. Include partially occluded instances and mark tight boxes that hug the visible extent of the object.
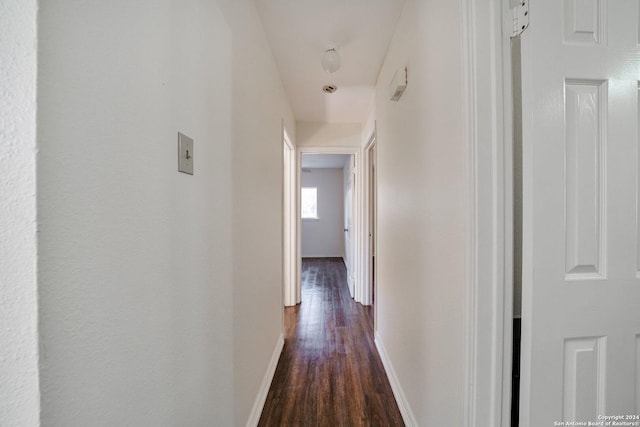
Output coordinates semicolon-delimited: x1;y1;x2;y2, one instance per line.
258;258;403;426
1;1;502;425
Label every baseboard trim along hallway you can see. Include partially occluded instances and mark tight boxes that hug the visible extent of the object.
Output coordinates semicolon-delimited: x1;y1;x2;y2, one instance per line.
246;333;285;427
375;333;418;427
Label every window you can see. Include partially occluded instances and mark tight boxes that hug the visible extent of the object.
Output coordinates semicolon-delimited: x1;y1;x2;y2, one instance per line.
301;187;318;219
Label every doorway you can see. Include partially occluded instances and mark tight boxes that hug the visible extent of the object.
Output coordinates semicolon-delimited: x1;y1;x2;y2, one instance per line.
300;153;355;298
364;135;377;327
286;146;365;309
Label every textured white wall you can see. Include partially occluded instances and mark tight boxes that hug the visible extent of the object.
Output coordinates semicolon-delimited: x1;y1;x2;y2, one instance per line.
37;1;234;425
296;122;361;147
371;0;467;424
301;169;345;258
0;1;40;426
215;0;296;424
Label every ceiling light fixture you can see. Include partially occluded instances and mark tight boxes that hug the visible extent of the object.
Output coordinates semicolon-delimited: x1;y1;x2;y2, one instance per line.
321;48;341;74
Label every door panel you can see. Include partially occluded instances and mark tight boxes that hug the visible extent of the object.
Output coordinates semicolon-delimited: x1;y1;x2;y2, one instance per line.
519;0;640;424
344;156;354;297
563;79;606;280
562;336;607;421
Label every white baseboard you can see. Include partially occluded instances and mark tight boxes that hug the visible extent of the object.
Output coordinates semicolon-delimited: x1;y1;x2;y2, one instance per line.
245;333;284;427
375;333;418;427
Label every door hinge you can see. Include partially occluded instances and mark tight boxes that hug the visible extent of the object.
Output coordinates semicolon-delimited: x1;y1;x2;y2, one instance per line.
507;0;529;38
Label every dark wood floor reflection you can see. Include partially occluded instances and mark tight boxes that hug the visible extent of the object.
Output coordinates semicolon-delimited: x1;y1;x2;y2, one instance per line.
258;258;404;427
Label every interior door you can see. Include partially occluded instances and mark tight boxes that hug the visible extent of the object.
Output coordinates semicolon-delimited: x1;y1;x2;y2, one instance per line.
519;1;640;425
344;155;355;297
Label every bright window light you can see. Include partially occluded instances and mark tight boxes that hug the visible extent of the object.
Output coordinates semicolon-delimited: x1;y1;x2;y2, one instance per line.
301;187;318;219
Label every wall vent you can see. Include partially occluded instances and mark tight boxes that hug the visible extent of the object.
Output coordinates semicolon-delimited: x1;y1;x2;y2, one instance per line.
322;84;337;94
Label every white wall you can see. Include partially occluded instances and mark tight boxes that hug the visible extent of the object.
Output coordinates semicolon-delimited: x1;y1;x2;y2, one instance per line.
301;169;345;258
297;122;361;147
369;0;468;424
37;1;293;425
0;2;40;426
215;1;296;424
37;1;236;425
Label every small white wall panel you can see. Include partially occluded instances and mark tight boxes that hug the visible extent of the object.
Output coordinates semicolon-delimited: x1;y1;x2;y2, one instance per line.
563;337;607;421
563;0;606;45
564;80;607;280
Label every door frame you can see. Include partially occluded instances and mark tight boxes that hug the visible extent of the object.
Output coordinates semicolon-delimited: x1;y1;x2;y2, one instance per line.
292;146;366;306
363;132;377;323
282;128;298;307
461;0;514;425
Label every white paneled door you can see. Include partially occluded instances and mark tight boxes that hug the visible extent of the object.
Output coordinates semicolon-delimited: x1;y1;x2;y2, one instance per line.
344;158;355;297
519;0;640;425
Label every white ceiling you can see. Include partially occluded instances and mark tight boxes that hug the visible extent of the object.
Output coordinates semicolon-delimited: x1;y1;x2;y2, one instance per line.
302;154;350;169
254;0;406;124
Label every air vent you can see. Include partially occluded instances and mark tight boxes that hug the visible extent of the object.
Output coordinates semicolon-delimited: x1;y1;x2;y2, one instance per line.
322;85;337;94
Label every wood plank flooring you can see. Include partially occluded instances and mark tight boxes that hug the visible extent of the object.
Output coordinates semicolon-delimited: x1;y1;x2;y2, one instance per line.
258;258;404;427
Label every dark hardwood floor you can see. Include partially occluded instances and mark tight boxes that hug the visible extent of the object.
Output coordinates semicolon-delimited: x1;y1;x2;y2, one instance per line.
258;258;404;427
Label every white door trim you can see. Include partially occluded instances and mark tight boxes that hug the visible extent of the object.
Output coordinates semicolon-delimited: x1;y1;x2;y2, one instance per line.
460;0;514;425
283;127;298;307
295;146;365;305
363;132;376;313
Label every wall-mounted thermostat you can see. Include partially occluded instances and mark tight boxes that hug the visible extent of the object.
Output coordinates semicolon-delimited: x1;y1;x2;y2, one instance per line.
389;67;407;101
178;132;194;175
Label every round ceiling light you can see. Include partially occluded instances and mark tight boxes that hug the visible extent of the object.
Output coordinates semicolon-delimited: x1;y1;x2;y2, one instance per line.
321;48;341;74
322;84;337;94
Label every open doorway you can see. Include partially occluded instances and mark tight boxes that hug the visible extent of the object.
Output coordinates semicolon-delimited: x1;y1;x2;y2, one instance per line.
364;135;377;327
284;146;365;310
300;153;355;299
